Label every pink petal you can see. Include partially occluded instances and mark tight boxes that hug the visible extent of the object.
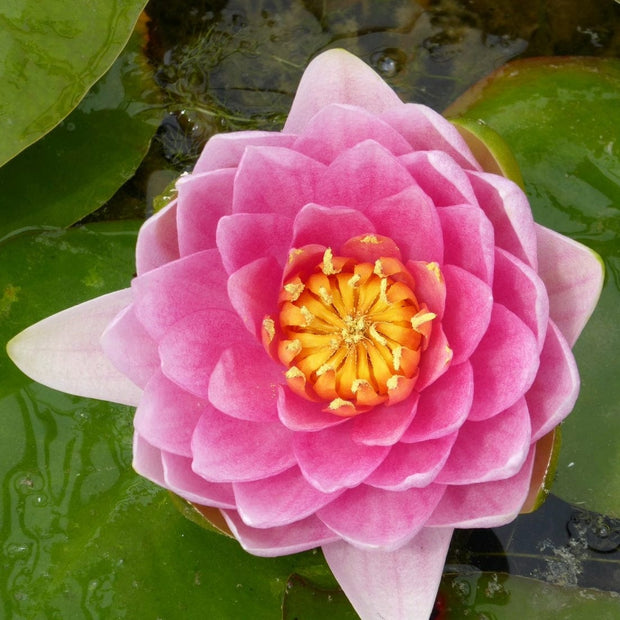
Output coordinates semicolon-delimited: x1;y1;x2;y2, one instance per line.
193;130;296;174
284;49;403;134
277;387;348;432
316;140;415;211
293;422;390;493
435;397;531;485
292;203;375;250
135;201;179;275
233;466;342;528
415;324;453;391
232;146;326;217
317;483;446;550
176;168;235;256
227;257;281;337
217;212;293;274
442;265;493;365
438;204;495;284
527;320;579;442
133;432;166;486
323;528;454;620
351;396;419;447
468;170;538;269
208;344;283;423
101;304;159;389
381;102;481;169
535;224;604;347
364;186;444;264
365;432;459;490
468;304;539;421
493;248;549;350
7;289;142;406
161;451;236;508
132;249;232;340
134;371;206;457
400;150;479;206
158;309;248;399
293;103;412;164
406;260;446;319
428;446;536;527
401;361;473;442
191;408;296;482
223;511;339;557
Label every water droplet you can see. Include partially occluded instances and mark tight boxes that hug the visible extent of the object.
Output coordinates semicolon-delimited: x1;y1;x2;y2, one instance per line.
370;48;406;77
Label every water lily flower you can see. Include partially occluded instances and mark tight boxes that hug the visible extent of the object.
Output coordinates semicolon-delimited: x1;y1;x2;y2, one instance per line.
7;49;603;619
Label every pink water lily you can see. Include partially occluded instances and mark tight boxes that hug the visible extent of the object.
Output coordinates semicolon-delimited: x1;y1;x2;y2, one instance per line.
8;49;603;619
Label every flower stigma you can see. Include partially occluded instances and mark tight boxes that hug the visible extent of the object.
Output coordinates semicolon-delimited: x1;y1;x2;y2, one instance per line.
264;243;437;416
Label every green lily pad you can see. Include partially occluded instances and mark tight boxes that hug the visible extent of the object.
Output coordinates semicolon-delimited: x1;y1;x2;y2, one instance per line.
0;27;162;242
0;0;148;167
446;57;620;517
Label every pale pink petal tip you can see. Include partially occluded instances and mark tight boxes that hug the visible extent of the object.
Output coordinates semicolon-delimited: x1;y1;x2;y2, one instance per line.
323;528;454;620
284;49;402;134
6;289;141;406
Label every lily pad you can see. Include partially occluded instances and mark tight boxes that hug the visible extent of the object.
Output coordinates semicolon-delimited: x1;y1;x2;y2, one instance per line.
0;27;162;242
0;0;148;166
446;57;620;517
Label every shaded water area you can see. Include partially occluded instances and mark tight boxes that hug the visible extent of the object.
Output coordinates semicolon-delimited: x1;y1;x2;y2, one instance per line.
2;0;620;618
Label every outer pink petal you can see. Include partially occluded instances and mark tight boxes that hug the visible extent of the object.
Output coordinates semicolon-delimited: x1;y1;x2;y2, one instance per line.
435;397;531;485
468;304;539;421
191;408;296;482
493;248;549;350
316;140;415;211
232;146;326;217
317;483;446;550
193;130;296;174
364;186;444;264
135;201;179;275
158;309;248;399
134;370;206;457
323;528;453;620
428;445;536;528
535;224;604;347
176;168;235;256
292;203;375;251
284;49;403;134
133;433;166;486
415;324;453;391
217;212;293;274
132;249;232;340
400;150;479;206
233;466;342;528
381;102;481;169
527;320;579;442
438;205;495;284
468;170;538;269
293;103;412;164
401;361;473;442
442;265;493;365
7;289;141;406
365;432;458;490
161;451;236;508
293;423;390;493
101;304;159;389
223;511;339;557
227;257;281;337
277;387;348;432
208;344;283;423
351;395;419;447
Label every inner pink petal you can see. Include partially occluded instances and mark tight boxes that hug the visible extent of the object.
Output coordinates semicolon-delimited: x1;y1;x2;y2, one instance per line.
208;344;283;423
435;397;531;485
232;146;326;217
317;483;446;550
293;422;390;493
415;324;453;392
468;304;540;421
277;387;348;432
351;396;419;447
136;201;180;275
406;260;447;319
191;408;296;483
176;168;235;256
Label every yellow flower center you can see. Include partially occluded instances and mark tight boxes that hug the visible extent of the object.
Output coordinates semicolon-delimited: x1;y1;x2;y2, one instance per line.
264;248;436;416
